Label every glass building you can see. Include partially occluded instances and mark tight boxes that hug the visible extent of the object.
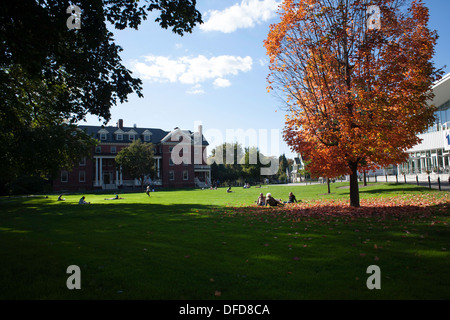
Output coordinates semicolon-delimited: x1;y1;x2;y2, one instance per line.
398;73;450;174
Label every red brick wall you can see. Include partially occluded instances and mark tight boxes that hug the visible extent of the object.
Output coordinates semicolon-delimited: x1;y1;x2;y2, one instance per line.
53;141;206;191
161;144;195;188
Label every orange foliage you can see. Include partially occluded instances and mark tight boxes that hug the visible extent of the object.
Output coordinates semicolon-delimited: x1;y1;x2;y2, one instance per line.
264;0;441;205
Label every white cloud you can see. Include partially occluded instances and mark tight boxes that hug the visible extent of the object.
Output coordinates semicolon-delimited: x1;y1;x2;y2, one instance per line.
213;78;231;88
258;58;268;66
186;84;205;95
200;0;280;33
132;54;253;88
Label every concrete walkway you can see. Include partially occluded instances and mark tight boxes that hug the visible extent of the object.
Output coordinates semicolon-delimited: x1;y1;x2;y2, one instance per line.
281;176;450;192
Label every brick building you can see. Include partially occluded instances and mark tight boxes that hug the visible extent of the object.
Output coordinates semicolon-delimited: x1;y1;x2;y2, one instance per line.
53;120;211;192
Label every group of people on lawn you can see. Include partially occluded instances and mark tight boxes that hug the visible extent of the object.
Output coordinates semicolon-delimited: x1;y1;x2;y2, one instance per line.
58;187;299;207
256;191;298;207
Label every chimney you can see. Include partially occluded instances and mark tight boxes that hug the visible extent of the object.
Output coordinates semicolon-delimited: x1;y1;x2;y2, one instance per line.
117;119;123;129
198;125;203;141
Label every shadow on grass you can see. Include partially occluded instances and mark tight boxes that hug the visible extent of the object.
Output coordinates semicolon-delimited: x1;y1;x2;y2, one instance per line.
0;194;448;299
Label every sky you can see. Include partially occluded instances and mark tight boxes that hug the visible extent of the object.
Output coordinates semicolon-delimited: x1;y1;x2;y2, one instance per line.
82;0;450;160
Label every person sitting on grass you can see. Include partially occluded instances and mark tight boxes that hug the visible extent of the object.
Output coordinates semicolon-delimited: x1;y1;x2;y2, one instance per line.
256;192;266;206
284;192;299;204
265;193;283;207
57;194;65;201
227;187;233;193
104;194;123;200
79;196;90;205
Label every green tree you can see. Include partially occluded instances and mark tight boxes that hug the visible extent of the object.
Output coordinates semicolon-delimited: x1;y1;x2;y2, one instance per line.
115;140;155;190
209;144;276;185
209;142;244;185
241;147;262;183
277;154;289;182
0;0;202;193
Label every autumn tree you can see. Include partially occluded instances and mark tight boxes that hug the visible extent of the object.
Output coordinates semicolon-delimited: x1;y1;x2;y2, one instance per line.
264;0;441;207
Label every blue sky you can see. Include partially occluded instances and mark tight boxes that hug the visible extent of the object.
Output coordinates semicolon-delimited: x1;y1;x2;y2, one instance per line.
83;0;450;160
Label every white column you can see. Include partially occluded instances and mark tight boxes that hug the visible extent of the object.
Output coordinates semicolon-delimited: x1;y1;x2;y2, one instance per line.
95;158;99;186
157;158;161;178
120;166;123;185
99;157;103;185
116;169;119;186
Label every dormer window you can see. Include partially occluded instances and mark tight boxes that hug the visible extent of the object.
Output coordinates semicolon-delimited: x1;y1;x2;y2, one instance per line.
142;129;152;142
127;129;137;142
114;128;125;141
98;128;109;141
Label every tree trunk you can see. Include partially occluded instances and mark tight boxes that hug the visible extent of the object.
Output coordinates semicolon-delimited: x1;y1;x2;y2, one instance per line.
363;170;367;186
327;178;331;194
349;162;360;207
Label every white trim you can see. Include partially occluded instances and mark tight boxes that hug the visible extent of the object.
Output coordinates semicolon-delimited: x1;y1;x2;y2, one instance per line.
161;128;192;143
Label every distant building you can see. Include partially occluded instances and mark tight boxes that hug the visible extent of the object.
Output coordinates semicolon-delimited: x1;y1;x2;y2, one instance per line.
53;120;211;191
368;72;450;178
293;72;450;180
398;73;450;174
290;154;306;183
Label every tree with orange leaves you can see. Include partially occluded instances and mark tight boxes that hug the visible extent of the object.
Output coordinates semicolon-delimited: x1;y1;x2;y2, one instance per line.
264;0;442;207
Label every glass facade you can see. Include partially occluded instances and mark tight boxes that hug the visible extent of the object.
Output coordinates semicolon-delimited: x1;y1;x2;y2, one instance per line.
399;99;450;174
426;100;450;132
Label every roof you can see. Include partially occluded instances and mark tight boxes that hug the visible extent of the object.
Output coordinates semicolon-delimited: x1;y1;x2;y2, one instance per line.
431;72;450;109
79;124;209;145
160;128;209;146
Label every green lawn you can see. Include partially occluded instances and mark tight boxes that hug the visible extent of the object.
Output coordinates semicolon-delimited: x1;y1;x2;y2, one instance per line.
0;182;449;299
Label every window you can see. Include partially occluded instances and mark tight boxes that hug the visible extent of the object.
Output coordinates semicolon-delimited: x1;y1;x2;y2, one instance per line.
79;171;86;183
61;171;68;183
116;134;123;141
79;157;86;166
183;170;188;181
100;133;107;140
169;146;173;153
144;134;151;142
169;170;175;181
169;158;174;166
95;146;101;153
111;146;117;154
129;135;135;141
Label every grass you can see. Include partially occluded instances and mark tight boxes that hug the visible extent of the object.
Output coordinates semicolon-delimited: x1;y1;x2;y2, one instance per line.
0;182;449;300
